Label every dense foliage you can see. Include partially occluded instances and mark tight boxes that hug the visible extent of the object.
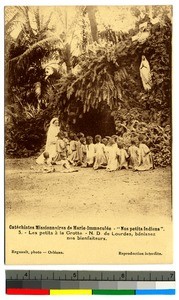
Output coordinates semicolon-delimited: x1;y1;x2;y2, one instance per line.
5;7;172;166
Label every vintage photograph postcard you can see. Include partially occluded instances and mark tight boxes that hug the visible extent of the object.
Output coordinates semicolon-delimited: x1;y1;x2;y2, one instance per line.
5;5;172;264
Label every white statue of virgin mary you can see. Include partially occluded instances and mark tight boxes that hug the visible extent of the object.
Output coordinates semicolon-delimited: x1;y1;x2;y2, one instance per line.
139;55;152;91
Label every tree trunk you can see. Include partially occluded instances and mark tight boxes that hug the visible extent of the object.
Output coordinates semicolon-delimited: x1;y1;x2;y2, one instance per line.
86;6;98;42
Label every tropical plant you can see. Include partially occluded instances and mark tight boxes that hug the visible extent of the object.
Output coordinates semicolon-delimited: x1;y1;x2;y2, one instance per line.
5;6;172;167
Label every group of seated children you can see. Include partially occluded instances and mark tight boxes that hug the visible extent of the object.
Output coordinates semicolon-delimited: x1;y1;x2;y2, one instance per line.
45;131;153;172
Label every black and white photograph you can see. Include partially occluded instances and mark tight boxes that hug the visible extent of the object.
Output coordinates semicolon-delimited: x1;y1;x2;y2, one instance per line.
5;5;172;264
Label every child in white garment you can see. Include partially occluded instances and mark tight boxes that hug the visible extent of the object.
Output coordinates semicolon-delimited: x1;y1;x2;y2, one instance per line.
135;135;153;171
86;136;95;167
106;138;119;172
93;135;107;170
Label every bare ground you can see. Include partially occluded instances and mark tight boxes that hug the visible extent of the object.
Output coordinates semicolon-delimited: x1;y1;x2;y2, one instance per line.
4;158;173;264
5;158;172;221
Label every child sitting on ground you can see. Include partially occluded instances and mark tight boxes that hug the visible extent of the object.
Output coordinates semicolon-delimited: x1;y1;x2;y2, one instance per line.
63;131;70;155
106;137;119;172
55;132;78;172
102;137;110;161
80;137;87;167
68;133;78;165
55;131;67;162
128;138;140;170
86;136;95;167
42;151;55;173
93;135;107;170
135;135;153;171
117;141;129;170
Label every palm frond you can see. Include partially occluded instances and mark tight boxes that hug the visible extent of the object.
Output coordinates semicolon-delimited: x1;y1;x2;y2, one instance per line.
8;35;63;67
